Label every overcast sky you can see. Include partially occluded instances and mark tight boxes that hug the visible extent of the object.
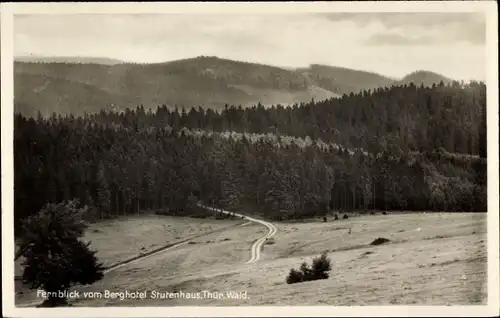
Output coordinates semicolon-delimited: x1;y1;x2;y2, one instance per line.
14;13;486;81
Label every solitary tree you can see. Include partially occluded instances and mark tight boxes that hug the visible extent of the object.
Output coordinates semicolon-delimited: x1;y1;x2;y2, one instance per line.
16;200;104;307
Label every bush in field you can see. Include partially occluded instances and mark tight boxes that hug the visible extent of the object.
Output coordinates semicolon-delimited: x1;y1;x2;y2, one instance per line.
265;237;275;245
311;252;332;280
286;268;304;284
286;252;332;284
299;262;313;281
370;237;391;246
16;200;104;307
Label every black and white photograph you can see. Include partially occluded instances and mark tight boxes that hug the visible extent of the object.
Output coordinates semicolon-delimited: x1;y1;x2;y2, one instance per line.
1;2;499;317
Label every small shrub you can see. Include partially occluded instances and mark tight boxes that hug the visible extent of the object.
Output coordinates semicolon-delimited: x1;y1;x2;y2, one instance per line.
286;268;303;284
322;216;327;222
370;237;391;246
285;252;332;284
265;238;275;245
311;252;332;280
299;262;313;281
334;214;339;220
382;211;388;215
343;214;349;219
370;211;375;215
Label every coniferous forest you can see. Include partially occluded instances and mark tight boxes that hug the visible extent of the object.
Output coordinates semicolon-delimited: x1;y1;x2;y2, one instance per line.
14;81;487;234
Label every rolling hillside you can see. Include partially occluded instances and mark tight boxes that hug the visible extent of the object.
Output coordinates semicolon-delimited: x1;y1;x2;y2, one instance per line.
14;56;454;117
14;57;341;116
396;70;453;87
14;73;128;116
297;64;396;95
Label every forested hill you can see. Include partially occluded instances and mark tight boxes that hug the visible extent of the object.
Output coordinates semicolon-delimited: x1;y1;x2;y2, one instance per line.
14;56;339;117
297;64;396;95
15;56;454;117
14;82;487;233
396;71;453;87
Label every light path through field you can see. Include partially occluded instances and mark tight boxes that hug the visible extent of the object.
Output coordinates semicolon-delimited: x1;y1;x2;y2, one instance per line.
197;204;278;263
15;206;264;308
16;217;252;308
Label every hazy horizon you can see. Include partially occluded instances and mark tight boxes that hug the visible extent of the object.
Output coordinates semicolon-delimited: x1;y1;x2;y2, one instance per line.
14;13;486;81
13;54;451;80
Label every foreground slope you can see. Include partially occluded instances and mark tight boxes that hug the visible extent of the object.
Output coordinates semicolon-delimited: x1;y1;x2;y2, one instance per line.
16;212;485;306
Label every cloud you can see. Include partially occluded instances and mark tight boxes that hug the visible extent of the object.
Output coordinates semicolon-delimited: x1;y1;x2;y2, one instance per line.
319;12;486;45
365;33;438;46
13;13;486;81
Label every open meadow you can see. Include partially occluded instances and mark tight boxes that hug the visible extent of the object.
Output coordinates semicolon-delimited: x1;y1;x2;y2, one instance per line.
14;214;247;305
16;211;487;306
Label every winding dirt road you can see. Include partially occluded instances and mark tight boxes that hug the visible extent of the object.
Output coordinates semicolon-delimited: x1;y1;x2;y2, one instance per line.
16;205;276;307
198;204;278;263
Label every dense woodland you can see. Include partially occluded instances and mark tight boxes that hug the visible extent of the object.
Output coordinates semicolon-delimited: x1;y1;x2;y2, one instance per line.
14;82;487;234
88;81;487;156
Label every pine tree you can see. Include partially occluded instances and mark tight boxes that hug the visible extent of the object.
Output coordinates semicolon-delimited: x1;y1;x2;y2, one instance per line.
96;162;111;219
16;200;104;307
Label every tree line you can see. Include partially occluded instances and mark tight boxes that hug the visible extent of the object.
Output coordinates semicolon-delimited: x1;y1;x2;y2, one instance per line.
83;81;487;158
15;84;487;235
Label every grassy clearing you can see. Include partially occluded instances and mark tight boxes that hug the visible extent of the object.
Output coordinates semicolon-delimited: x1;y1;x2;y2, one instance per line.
15;212;487;306
14;214;246;304
81;214;245;267
40;222;265;307
71;212;486;306
16;214;244;272
264;212;486;261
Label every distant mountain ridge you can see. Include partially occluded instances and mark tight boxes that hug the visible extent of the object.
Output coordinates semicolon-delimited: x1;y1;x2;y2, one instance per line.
15;56;125;65
297;64;397;95
14;55;456;117
396;70;453;87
